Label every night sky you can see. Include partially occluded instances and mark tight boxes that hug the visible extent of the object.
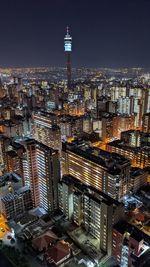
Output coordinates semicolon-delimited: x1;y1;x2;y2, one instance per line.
0;0;150;68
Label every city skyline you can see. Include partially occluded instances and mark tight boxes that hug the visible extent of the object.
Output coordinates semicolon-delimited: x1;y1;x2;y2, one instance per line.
0;0;150;68
1;1;150;267
1;55;150;266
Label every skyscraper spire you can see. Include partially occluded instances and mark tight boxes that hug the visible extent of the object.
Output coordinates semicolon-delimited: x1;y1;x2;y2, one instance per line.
66;25;69;35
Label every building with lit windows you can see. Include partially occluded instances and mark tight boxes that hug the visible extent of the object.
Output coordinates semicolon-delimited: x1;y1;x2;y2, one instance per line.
0;135;10;170
101;112;135;141
6;150;23;177
58;180;74;221
117;97;130;115
130;167;148;193
58;175;124;255
121;130;150;148
142;112;150;133
62;140;131;200
107;131;150;169
121;130;141;147
101;113;115;142
15;138;61;211
68;101;85;117
73;191;82;226
60;116;84;139
4;141;25;179
32;111;61;151
112;220;150;267
21;139;40;207
1;186;32;219
113;115;135;139
60;121;72;139
6;135;62;212
83;117;93;133
36;143;60;212
110;85;126;101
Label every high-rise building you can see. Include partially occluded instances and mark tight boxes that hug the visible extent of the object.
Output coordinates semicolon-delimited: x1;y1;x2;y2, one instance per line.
102;113;116;142
32;111;61;151
59;115;84;139
22;139;40;207
62;140;131;200
58;175;124;255
5;141;25;178
36;143;60;211
83;118;93;133
0;78;6;98
64;26;72;90
97;96;110;119
121;130;141;147
6;150;23;177
112;220;150;267
117;97;130;115
130;167;148;193
107;131;150;169
0;135;10;170
113;115;135;139
15;138;61;211
142;113;150;133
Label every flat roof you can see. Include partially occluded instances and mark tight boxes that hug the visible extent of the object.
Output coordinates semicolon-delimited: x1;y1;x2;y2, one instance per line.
108;140;150;154
62;141;130;174
2;186;30;202
61;175;122;207
114;220;150;243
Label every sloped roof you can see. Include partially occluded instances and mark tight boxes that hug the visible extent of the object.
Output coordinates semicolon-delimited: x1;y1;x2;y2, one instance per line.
32;230;58;251
46;240;70;265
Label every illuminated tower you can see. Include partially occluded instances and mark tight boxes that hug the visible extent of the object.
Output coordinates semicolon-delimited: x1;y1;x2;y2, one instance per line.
64;26;72;89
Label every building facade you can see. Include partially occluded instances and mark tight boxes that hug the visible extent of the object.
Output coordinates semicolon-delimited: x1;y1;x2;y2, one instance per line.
58;175;124;255
1;186;32;219
36;143;60;211
62;141;131;200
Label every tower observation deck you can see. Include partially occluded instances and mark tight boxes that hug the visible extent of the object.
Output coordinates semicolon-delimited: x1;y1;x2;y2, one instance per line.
64;26;72;90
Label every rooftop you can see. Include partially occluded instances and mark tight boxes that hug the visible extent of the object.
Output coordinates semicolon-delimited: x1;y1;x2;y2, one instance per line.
114;220;150;244
32;230;58;252
46;240;70;265
2;186;30;202
63;141;130;174
130;167;148;177
61;175;122;207
108;139;150;154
